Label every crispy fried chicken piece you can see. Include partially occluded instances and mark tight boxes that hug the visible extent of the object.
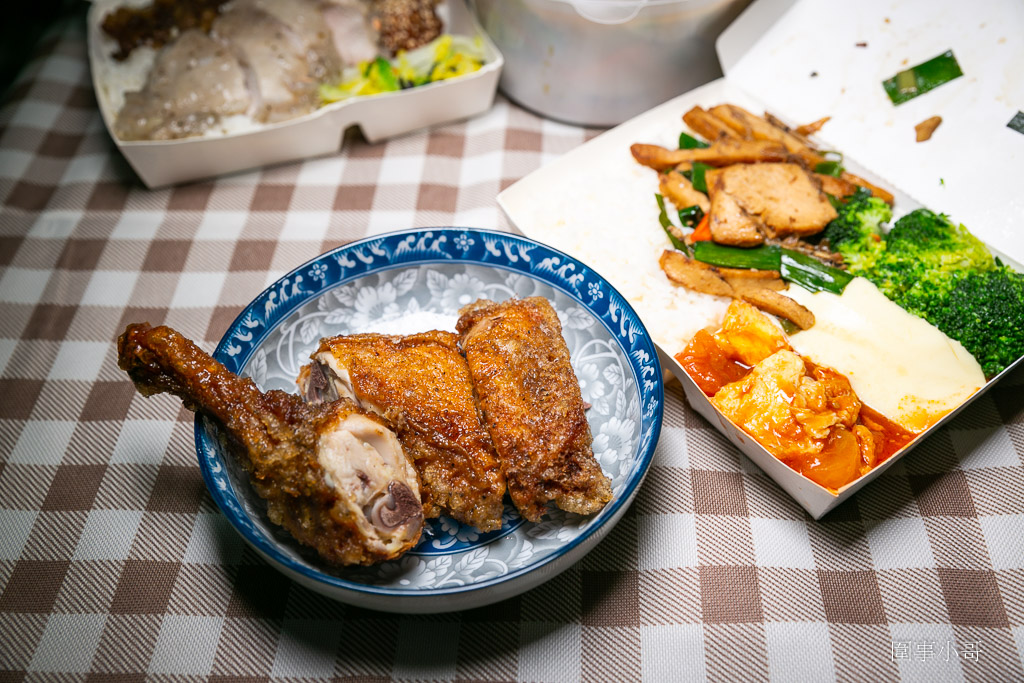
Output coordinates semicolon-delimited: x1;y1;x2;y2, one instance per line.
117;323;423;566
457;298;613;522
298;331;506;531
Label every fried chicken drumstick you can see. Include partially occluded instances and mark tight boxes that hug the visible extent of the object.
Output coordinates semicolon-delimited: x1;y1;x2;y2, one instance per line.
117;323;424;566
298;331;506;531
457;298;613;522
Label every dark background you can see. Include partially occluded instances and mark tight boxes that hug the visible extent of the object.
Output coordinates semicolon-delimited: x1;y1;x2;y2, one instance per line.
1;0;79;100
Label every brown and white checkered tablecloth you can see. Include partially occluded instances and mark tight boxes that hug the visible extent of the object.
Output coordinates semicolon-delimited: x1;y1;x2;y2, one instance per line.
2;12;1024;683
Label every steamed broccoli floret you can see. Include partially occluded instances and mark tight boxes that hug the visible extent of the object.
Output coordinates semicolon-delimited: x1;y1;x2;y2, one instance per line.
822;187;891;273
865;251;934;303
887;208;996;273
917;267;1024;377
821;197;1022;377
893;268;960;319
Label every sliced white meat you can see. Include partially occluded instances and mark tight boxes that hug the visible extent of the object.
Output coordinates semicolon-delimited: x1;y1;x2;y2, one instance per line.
237;0;342;80
113;29;251;141
212;7;317;123
317;411;423;551
321;0;380;66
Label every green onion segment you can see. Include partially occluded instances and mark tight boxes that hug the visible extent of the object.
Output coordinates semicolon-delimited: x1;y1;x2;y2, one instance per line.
678;205;704;228
693;242;781;271
814;161;844;178
779;250;853;294
655;193;690;254
883;50;963;105
693;242;852;295
679;132;710;150
690;162;712;193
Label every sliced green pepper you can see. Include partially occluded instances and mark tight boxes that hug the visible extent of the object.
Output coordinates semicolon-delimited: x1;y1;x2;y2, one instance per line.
655;193;690;254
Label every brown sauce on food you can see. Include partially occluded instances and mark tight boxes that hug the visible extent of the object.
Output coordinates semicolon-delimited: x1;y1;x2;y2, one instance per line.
101;0;229;61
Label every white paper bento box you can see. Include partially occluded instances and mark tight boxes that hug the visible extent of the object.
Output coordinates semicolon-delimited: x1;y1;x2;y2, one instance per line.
86;0;503;188
499;0;1024;519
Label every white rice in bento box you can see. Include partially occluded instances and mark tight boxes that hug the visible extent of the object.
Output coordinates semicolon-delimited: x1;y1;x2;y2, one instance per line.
519;138;727;356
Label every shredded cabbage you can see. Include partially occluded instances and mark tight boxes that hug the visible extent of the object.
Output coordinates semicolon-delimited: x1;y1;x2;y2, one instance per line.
320;34;486;104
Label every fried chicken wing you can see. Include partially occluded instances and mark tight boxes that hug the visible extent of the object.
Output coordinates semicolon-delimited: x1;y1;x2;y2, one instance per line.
456;298;613;522
298;331;506;531
117;323;423;566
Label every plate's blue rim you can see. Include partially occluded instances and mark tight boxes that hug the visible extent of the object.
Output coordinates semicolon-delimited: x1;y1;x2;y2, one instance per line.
194;227;664;599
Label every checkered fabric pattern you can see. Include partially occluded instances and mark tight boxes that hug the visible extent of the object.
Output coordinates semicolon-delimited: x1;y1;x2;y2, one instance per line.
2;12;1024;683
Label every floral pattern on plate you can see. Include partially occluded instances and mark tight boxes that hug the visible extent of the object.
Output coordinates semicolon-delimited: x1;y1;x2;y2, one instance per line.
197;229;662;597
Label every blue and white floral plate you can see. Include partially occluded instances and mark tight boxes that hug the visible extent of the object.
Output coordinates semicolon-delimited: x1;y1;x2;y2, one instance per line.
196;228;663;613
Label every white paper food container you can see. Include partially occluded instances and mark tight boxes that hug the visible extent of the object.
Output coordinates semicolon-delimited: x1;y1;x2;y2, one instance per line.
497;1;1024;519
87;0;503;188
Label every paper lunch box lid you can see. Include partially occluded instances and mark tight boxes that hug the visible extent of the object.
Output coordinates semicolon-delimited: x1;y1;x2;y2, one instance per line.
717;0;1024;262
87;0;504;188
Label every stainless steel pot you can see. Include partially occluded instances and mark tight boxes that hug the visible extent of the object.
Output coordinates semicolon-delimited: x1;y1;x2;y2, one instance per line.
470;0;752;127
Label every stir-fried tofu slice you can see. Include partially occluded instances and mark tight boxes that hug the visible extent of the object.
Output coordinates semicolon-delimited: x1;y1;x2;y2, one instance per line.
714;163;837;238
741;288;815;330
659;250;734;298
815;173;859;200
683;103;895;204
659;170;710;213
719;267;785;294
840;170;895;204
707;170;768;246
682;105;740;142
709;104;823;167
630;138;789;171
660;252;807;330
795;115;831;137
